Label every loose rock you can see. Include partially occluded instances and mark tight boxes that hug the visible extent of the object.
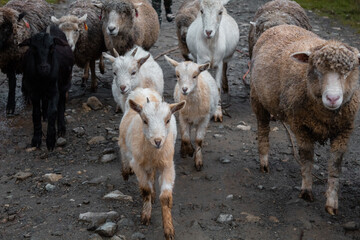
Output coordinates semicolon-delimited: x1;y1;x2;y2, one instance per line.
236;121;251;131
343;221;359;231
216;214;233;223
87;97;103;110
88;136;106;145
131;232;146;240
45;184;56;191
65;115;76;123
95;222;117;237
82;103;92;112
56;137;67;147
79;211;119;230
88;233;103;240
101;153;117;163
44;173;63;182
73;127;85;137
118;218;135;227
14;171;32;180
219;157;231;164
103;190;133;202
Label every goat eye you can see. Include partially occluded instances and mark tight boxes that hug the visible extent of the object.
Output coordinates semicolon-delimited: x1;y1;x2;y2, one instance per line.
131;71;136;76
193;75;197;79
166;119;170;124
143;120;148;125
219;11;223;15
113;72;117;76
200;9;203;14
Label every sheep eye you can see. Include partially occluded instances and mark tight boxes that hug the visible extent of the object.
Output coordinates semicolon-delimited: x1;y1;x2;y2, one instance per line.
143;120;148;125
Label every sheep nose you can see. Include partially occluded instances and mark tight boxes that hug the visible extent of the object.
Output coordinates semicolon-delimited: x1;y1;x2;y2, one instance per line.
206;30;212;37
326;94;340;105
120;85;126;92
154;138;162;148
182;87;188;93
108;26;116;32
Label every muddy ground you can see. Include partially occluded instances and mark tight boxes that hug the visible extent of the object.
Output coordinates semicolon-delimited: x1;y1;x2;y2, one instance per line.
0;0;360;239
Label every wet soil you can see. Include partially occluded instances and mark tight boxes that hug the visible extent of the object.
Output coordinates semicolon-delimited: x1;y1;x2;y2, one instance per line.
0;0;360;240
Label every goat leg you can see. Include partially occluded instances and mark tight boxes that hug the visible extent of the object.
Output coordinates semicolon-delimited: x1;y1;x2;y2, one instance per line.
46;92;59;151
57;91;66;137
31;95;42;148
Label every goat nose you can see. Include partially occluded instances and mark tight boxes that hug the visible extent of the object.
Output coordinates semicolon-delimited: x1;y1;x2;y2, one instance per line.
206;30;212;36
326;94;340;105
182;87;188;93
154;138;162;148
108;26;115;32
120;85;126;92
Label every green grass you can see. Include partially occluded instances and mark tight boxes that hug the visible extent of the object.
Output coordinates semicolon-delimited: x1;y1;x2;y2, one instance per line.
295;0;360;33
0;0;58;6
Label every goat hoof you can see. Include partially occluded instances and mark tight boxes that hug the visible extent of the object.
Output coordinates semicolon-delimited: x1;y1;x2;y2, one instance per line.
46;137;56;151
6;107;15;115
325;206;338;215
299;189;314;202
260;165;269;173
164;231;175;240
58;130;66;138
31;137;42;148
141;215;151;226
195;163;203;171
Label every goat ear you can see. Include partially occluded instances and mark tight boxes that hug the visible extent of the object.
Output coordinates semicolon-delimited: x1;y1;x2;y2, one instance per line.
164;55;179;67
137;54;150;68
170;100;186;114
291;51;311;64
51;16;60;25
129;99;142;113
78;14;87;23
18;12;26;22
250;21;256;27
131;47;138;57
54;37;68;46
18;38;31;47
103;52;116;63
198;62;210;72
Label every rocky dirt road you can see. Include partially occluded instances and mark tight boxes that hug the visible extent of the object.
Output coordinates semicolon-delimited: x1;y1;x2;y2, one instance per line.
0;0;360;239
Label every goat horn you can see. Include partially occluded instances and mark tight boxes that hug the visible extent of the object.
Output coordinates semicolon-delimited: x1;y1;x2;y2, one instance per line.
131;47;138;57
46;25;51;34
113;48;119;57
146;97;150;103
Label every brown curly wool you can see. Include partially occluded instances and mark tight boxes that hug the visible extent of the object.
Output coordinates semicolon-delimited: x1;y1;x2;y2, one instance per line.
248;0;311;59
0;0;53;73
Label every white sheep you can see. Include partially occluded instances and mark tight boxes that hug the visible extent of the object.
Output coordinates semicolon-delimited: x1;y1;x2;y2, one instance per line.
119;87;185;240
103;46;164;112
165;55;220;171
186;0;239;119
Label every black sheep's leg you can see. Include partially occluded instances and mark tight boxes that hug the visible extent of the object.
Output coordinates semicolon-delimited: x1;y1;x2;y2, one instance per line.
57;91;66;137
6;70;16;115
31;95;42;148
42;96;48;121
46;92;59;151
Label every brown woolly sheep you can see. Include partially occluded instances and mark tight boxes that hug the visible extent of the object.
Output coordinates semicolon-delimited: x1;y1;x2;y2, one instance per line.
251;25;360;215
175;0;200;60
0;0;53;114
248;0;311;59
51;0;106;92
93;0;159;56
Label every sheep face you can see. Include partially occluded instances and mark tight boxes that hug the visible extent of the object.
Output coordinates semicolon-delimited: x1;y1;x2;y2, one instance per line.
129;99;186;149
103;49;150;95
291;42;360;110
51;14;87;52
102;2;135;37
165;55;210;95
200;0;229;39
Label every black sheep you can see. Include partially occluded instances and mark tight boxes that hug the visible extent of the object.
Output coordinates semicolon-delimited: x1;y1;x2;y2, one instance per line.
19;25;74;151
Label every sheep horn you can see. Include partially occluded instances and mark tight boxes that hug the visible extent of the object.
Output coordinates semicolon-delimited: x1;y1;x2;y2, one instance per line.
113;48;119;57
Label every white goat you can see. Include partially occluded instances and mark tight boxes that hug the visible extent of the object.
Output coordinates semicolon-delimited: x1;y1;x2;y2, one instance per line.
186;0;239;118
119;87;185;240
165;55;220;171
103;46;164;112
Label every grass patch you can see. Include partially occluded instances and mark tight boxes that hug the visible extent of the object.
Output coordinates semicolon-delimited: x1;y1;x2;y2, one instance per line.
0;0;58;6
295;0;360;33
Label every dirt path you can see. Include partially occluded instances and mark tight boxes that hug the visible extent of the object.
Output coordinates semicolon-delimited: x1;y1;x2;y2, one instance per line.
0;1;360;240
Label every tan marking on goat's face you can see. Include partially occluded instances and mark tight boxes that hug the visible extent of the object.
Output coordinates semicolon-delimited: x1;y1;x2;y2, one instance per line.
175;62;201;95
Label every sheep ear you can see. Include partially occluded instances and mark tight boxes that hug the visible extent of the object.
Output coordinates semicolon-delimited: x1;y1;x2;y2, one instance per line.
78;14;87;23
18;38;31;47
291;51;311;64
170;100;186;114
137;54;150;68
129;99;142;113
198;62;210;72
113;48;120;57
131;47;138;57
103;52;116;63
164;55;179;67
51;16;60;25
